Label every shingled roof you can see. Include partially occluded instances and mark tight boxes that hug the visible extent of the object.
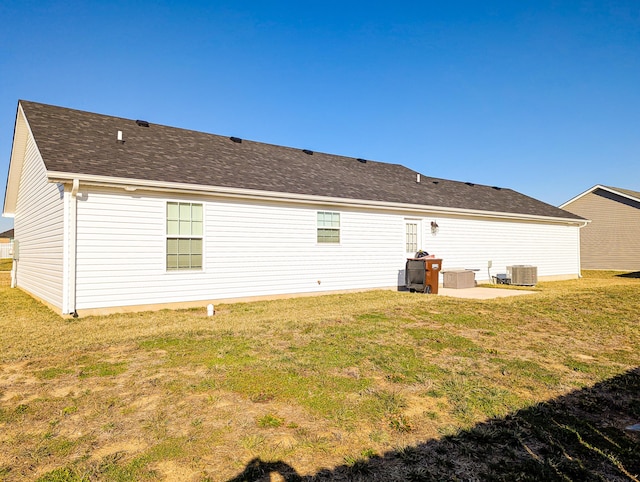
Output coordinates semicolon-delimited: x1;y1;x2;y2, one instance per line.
17;100;583;221
560;185;640;209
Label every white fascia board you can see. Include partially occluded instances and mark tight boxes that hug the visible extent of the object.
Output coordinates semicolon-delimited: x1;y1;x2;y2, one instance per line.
604;187;640;204
47;171;588;226
559;185;606;208
560;184;640;208
3;103;31;216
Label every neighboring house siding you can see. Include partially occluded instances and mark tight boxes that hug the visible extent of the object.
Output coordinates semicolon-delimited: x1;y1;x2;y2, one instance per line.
563;190;640;270
14;134;65;309
73;189;581;310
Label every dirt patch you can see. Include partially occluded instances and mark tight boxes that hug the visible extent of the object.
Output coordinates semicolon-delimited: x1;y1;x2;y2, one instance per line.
153;461;201;481
90;439;148;461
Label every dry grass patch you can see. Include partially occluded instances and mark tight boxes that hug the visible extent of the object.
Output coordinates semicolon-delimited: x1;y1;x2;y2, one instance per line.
0;271;638;481
0;258;12;272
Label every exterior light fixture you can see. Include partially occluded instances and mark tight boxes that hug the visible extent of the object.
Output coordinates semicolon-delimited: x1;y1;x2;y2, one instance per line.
431;221;439;234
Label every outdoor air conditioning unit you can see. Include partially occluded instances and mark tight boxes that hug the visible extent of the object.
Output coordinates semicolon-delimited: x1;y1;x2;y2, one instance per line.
507;265;537;286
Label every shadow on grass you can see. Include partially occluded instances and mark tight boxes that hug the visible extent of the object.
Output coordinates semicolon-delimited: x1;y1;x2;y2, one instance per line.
227;368;640;481
616;272;640;279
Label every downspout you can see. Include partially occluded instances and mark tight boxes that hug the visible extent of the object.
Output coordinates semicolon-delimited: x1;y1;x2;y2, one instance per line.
69;179;79;317
576;219;589;279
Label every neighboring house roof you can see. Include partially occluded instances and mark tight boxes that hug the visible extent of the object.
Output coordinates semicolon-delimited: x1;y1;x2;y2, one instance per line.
8;100;584;222
0;228;13;239
560;185;640;208
601;186;640;202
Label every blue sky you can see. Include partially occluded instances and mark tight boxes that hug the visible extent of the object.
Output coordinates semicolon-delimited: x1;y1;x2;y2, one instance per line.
1;1;639;233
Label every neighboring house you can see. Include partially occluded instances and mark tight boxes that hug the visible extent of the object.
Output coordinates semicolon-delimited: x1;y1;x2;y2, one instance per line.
0;228;13;243
3;100;587;315
0;228;14;259
560;185;640;270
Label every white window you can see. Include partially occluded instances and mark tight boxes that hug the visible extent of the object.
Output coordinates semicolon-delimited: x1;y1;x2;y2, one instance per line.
317;211;340;243
166;202;203;270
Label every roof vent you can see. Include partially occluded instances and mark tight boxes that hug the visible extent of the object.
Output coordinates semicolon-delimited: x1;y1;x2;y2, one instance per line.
302;149;313;155
465;182;475;186
135;120;150;127
432;181;439;185
116;130;124;144
416;173;421;183
492;186;502;190
230;137;242;143
357;158;367;164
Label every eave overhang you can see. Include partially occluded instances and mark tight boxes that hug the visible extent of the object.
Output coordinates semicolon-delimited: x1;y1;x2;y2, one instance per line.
3;103;31;218
47;171;589;227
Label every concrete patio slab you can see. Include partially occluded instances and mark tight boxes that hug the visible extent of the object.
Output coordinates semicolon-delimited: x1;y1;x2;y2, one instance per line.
437;286;537;299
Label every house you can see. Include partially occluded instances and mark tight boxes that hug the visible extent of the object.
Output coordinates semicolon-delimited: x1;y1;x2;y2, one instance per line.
0;228;13;243
3;100;587;315
0;228;14;259
560;185;640;270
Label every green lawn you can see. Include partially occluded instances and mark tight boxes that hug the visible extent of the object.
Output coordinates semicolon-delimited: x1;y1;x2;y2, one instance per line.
0;271;638;481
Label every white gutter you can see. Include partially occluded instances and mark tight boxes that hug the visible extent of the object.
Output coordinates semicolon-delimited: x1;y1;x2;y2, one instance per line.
47;171;589;227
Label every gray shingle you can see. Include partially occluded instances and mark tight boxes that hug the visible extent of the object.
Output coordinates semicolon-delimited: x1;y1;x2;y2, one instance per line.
20;100;583;221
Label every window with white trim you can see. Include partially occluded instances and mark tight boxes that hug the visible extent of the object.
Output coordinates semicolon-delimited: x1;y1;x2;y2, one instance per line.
406;222;418;253
317;211;340;243
166;202;203;270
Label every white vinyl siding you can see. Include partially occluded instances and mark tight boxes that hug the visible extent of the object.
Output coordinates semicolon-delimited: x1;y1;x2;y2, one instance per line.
72;189;581;311
0;243;12;258
13;134;65;309
421;217;580;281
74;193;403;309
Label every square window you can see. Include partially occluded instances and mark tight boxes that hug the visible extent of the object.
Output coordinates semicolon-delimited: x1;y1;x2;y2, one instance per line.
317;211;340;244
